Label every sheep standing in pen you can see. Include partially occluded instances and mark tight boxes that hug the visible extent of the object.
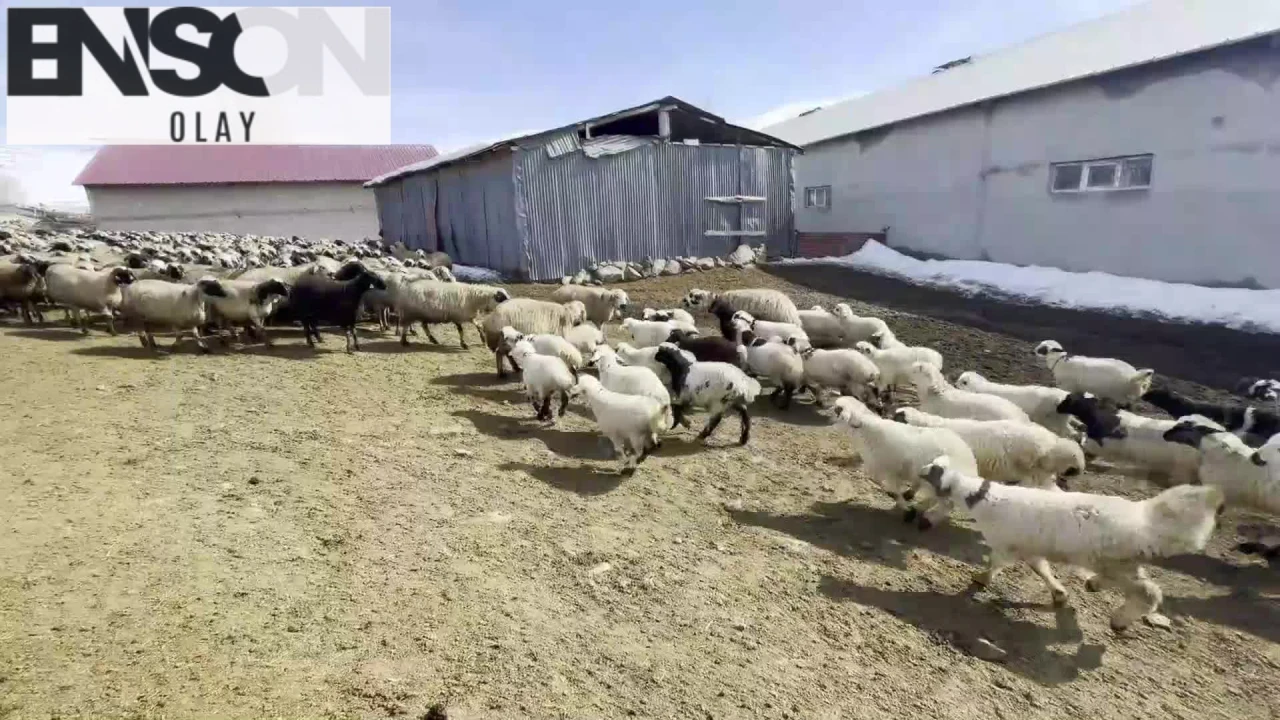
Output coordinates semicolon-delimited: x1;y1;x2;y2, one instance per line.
550;285;630;326
620;317;680;348
509;338;576;423
569;375;669;475
1059;394;1202;486
665;328;746;369
0;260;46;325
642;307;696;328
119;277;230;353
797;305;847;348
614;341;698;388
955;371;1081;440
917;455;1224;632
652;343;761;446
906;362;1031;422
1142;386;1278;449
855;340;943;403
499;326;583;380
730;311;810;349
831;303;892;345
395;279;511;349
797;346;881;407
893;407;1084;490
562;321;605;357
682;288;802;325
205;277;291;346
1035;340;1155;408
1162;415;1280;515
731;317;804;409
482;298;588;378
832;396;979;529
289;266;387;352
43;265;136;335
588;345;675;429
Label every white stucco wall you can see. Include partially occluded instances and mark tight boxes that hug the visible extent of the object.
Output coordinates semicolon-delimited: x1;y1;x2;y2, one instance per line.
84;182;380;240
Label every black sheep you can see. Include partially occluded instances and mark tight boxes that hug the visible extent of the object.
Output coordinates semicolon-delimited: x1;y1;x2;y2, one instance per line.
666;328;745;368
707;297;739;339
1143;386;1279;448
290;267;387;352
1056;392;1126;445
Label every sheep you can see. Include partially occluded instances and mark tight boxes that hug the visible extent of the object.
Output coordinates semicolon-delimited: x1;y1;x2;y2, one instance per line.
1034;340;1154;407
832;396;979;529
395;279;511;349
642;307;696;327
1142;386;1278;449
1058;394;1202;486
620;317;681;348
481;298;588;378
0;260;46;325
1162;415;1280;515
707;298;742;339
797;305;847;348
730;310;810;350
854;340;944;402
917;455;1224;631
204;277;291;346
955;371;1081;440
587;345;675;429
568;374;668;475
233;262;332;286
893;407;1084;490
550;285;630;326
652;342;761;446
289;265;388;352
1235;377;1280;415
905;362;1031;422
615;341;698;387
831;304;892;344
682;288;801;325
666;328;746;369
798;346;881;407
119;277;230;353
43;265;136;335
431;266;457;282
731;319;805;409
508;339;576;423
499;326;584;379
133;262;185;282
562;321;605;356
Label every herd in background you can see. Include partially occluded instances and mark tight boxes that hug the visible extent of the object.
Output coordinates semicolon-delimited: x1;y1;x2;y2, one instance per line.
3;226;1280;637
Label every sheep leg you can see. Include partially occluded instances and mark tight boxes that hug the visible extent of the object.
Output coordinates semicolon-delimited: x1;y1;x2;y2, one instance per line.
558;391;570;418
454;321;469;350
696;412;725;443
350;325;362;352
191;326;210;354
255;322;273;348
105;310;118;336
303;323;317;348
496;350;508;378
973;548;1013;590
70;308;87;334
423;323;440;345
618;439;637;476
778;384;795;410
1106;564;1161;633
1029;557;1069;607
734;403;751;445
635;435;658;465
538;395;553;422
344;326;356;353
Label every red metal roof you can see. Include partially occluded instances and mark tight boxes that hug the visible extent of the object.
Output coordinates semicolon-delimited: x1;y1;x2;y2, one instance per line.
73;144;439;187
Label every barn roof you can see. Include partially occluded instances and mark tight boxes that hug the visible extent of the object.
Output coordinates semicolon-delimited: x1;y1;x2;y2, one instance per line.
73;145;439;187
764;0;1280;147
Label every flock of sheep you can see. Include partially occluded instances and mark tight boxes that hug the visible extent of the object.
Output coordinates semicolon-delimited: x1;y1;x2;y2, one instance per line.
2;235;1279;638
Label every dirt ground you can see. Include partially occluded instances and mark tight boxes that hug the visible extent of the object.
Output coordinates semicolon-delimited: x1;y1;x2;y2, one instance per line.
1;267;1277;720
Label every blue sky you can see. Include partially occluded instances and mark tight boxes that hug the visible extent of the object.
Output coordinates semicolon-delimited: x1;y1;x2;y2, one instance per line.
0;0;1146;208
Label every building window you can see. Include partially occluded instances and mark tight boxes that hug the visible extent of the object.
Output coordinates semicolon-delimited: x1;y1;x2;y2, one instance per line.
1050;155;1153;193
804;185;831;209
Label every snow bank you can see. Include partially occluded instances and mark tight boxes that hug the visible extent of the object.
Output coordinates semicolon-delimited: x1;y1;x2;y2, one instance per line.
453;264;505;284
780;241;1280;334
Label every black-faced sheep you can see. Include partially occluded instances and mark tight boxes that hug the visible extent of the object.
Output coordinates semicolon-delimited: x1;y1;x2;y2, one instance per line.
683;288;802;325
652;342;761;446
1142;386;1278;449
43;265;136;335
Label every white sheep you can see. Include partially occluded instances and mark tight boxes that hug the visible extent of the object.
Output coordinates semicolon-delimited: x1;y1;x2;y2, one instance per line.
204;277;291;346
732;317;805;408
683;288;802;325
955;371;1081;440
730;310;810;350
652;343;762;445
831;303;892;344
832;396;979;528
642;307;696;327
614;341;695;388
431;266;457;282
1076;407;1203;486
906;362;1031;422
797;305;847;348
1162;415;1280;515
620;317;680;348
798;346;881;406
43;265;136;335
569;374;669;475
508;338;576;423
499;326;584;377
119;277;230;353
550;285;630;325
562;321;606;357
893;407;1084;490
917;455;1224;631
482;298;588;377
396;279;511;348
854;340;943;400
1034;340;1155;407
588;345;675;429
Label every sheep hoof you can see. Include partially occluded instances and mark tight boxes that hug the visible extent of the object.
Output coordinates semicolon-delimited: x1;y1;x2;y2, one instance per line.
916;515;934;531
1051;590;1070;607
902;508;918;524
620;466;636;477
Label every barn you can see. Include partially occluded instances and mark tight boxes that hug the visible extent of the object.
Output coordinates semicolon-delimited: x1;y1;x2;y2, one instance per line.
73;145;438;241
366;97;800;281
765;0;1280;289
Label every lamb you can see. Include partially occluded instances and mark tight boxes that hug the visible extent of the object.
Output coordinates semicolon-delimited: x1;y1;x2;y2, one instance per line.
731;319;805;409
1034;340;1155;407
666;328;747;369
893;407;1084;489
832;396;979;528
831;304;892;344
730;310;810;350
0;260;46;325
955;371;1081;440
568;375;668;475
798;346;881;406
508;338;576;423
481;298;588;377
1162;415;1280;515
615;341;698;387
133;262;186;282
43;265;136;335
289;265;387;352
652;343;762;446
620;317;681;348
682;288;801;325
917;455;1224;632
119;277;230;353
395;279;511;348
562;321;605;356
797;305;847;348
550;285;630;326
642;307;696;327
1235;377;1280;415
905;362;1031;422
588;345;675;429
1142;386;1278;449
204;277;291;346
854;340;943;401
499;326;584;378
1058;394;1201;486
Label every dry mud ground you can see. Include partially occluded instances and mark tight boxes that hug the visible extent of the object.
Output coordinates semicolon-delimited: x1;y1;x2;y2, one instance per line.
1;267;1277;720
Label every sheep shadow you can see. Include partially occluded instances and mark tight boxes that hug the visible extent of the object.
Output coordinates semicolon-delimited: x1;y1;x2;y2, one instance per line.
750;395;836;427
235;342;324;361
452;409;604;460
1156;552;1280;593
819;576;1100;686
728;500;985;569
360;340;464;355
4;327;91;342
69;344;173;360
497;461;626;496
650;436;715;458
1162;587;1280;644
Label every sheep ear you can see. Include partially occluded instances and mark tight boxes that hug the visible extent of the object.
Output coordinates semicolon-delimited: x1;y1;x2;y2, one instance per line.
1137;369;1155;380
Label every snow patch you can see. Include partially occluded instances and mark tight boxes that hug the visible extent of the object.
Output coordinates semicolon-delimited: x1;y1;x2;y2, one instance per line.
780;240;1280;334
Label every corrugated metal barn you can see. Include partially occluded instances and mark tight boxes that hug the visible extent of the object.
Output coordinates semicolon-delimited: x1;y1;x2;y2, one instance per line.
366;97;800;281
